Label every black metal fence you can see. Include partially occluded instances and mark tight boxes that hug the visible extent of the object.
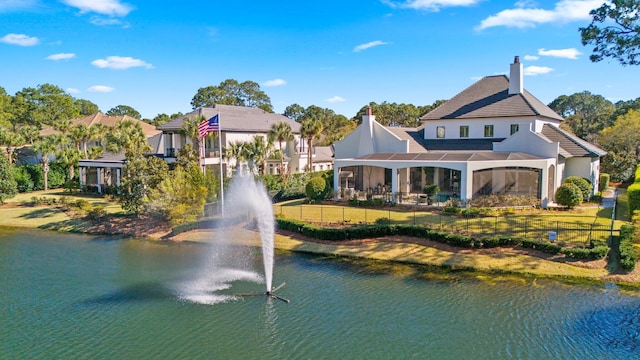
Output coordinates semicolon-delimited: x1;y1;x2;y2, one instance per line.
273;204;618;246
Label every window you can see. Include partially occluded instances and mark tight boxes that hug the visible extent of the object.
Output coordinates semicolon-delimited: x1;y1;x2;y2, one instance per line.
484;125;494;137
459;126;469;138
436;126;445;138
510;124;519;135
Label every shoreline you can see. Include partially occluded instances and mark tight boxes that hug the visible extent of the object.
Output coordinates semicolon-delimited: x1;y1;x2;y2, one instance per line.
1;199;638;288
170;226;640;288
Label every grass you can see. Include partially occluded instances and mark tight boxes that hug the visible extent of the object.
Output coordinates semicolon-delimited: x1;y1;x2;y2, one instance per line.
0;189;125;231
273;200;626;246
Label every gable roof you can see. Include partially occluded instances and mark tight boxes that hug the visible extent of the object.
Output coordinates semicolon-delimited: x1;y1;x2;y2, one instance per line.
40;112;161;139
421;75;563;121
157;105;301;133
540;124;606;157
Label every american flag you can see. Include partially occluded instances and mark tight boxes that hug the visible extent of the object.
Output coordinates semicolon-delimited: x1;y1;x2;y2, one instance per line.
197;114;219;138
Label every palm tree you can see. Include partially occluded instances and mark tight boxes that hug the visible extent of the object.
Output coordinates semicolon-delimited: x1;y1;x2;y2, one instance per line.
268;122;293;175
32;135;58;191
0;128;25;164
300;118;323;172
69;124;91;157
181;115;206;149
224;141;247;173
106;120;150;157
249;135;270;175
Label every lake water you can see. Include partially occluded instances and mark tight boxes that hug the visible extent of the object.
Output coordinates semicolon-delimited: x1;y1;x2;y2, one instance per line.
1;228;639;359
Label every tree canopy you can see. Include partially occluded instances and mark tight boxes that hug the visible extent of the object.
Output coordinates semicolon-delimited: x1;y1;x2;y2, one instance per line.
106;105;142;119
598;109;640;182
580;0;640;65
191;79;273;112
548;91;615;142
353;100;444;127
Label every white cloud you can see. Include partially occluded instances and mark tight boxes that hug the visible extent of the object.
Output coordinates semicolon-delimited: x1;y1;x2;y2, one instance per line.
353;40;389;52
523;55;539;61
326;96;345;103
262;79;287;87
66;88;80;94
477;0;603;30
46;53;76;60
90;17;124;26
0;33;39;46
524;65;554;76
87;85;114;92
383;0;480;11
0;0;38;11
538;47;581;59
61;0;133;16
91;56;153;70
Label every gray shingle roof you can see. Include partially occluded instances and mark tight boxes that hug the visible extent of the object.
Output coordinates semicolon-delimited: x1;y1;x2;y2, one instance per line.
421;75;564;121
157;105;301;133
385;127;503;152
540;124;607;157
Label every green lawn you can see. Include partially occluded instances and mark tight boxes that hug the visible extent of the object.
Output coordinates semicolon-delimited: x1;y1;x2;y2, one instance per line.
273;200;626;246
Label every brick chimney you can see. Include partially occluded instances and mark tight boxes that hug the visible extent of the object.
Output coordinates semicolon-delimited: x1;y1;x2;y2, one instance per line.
508;56;523;95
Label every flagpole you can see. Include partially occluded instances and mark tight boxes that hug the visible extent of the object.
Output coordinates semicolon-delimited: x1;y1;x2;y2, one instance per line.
217;109;224;215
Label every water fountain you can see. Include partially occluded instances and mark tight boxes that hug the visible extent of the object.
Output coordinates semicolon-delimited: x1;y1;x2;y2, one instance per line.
178;170;288;304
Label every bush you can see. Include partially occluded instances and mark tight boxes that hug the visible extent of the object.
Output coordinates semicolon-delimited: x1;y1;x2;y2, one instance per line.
555;183;583;208
87;205;107;220
619;224;637;272
13;166;34;192
305;176;327;202
628;182;640;216
599;173;610;192
563;176;593;201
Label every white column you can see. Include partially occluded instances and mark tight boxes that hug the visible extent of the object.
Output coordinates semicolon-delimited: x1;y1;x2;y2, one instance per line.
333;166;340;200
97;168;102;194
540;164;549;208
79;167;84;188
461;164;472;202
391;168;398;202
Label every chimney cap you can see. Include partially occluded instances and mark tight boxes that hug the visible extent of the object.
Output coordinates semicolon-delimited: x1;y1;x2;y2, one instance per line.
514;56;520;64
366;106;372;116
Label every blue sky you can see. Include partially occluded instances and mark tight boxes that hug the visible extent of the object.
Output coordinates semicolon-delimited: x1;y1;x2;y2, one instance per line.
1;0;639;120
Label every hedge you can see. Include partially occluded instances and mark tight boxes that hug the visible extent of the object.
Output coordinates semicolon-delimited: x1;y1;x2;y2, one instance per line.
619;224;637;272
275;218;604;260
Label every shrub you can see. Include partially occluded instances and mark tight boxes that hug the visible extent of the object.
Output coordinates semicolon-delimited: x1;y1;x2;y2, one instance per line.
87;205;107;220
628;182;640;216
599;173;610;192
563;176;593;201
555;183;583;208
13;166;34;192
305;176;327;202
423;184;440;198
619;224;638;272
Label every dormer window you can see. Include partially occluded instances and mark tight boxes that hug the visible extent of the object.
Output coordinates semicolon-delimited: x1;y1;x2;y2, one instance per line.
510;124;519;135
437;126;445;138
484;125;494;137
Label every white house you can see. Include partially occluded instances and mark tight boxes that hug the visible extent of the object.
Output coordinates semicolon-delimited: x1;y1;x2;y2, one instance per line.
157;104;332;176
333;57;606;208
